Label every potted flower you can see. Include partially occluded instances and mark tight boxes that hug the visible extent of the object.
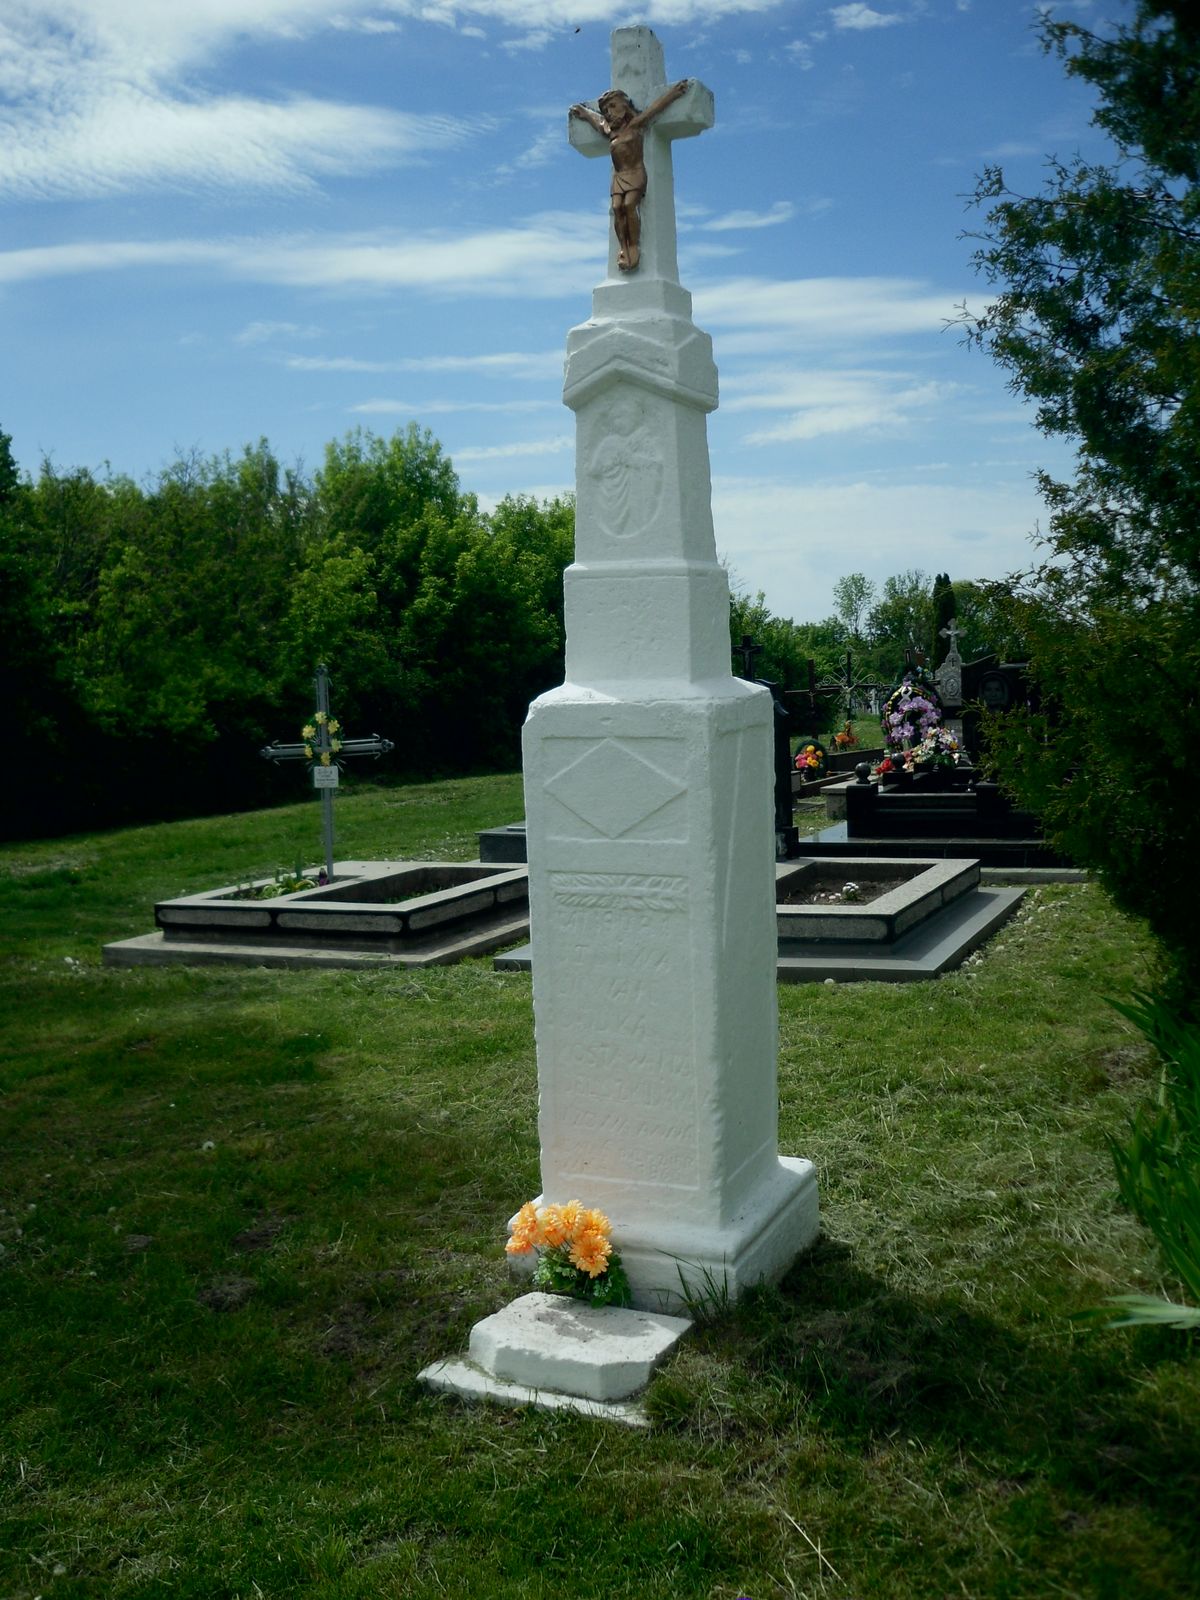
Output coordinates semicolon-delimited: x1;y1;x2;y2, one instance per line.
794;741;828;781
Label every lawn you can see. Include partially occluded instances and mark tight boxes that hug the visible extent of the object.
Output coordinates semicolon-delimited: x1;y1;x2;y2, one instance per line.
1;774;1196;1599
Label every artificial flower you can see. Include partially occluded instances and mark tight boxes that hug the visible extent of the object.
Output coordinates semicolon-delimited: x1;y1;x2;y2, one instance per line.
505;1201;540;1256
569;1228;612;1278
538;1204;569;1248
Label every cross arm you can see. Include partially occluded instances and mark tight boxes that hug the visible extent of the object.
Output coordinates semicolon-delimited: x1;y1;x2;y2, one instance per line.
568;78;713;159
336;736;395;759
260;736;394;763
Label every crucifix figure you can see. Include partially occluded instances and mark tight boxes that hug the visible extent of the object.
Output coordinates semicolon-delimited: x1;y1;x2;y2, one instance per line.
569;30;714;282
570;80;689;271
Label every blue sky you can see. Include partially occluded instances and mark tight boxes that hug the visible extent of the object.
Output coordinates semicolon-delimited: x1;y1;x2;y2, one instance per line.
2;1;1115;623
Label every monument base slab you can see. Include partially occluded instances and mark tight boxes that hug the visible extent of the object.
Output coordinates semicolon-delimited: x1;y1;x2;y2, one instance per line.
418;1292;692;1425
418;1358;653;1426
512;1157;819;1314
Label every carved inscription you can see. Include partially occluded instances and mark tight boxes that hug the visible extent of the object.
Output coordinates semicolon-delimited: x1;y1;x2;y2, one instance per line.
552;873;686;912
584;391;664;540
544;894;698;1190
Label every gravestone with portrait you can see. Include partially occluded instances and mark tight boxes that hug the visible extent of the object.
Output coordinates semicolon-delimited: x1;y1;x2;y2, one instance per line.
519;27;818;1313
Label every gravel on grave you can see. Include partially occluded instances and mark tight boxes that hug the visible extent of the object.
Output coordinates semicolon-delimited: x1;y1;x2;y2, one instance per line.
779;873;913;906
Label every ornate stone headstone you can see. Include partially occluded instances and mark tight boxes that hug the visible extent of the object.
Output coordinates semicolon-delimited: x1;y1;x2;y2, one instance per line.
520;27;818;1311
933;621;966;747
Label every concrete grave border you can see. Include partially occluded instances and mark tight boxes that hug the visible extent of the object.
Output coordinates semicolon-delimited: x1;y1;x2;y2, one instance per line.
103;860;530;971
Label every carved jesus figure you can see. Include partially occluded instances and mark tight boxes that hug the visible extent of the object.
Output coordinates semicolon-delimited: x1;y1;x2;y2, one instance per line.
570;80;690;272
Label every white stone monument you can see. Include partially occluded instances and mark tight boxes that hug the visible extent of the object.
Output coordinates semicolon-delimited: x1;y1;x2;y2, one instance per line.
520;27;819;1312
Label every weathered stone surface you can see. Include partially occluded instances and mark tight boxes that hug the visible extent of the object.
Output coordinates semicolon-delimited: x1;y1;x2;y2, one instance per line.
467;1292;690;1402
418;1358;651;1426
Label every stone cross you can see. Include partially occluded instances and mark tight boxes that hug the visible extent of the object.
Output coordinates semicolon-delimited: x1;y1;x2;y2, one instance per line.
518;26;817;1313
259;665;393;881
570;29;713;285
934;620;966;712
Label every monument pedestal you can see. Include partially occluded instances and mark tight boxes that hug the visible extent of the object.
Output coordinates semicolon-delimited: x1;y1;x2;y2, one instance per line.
523;685;818;1311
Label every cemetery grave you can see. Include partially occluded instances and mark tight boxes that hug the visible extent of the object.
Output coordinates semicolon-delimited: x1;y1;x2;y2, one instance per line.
809;764;1073;868
103;859;529;970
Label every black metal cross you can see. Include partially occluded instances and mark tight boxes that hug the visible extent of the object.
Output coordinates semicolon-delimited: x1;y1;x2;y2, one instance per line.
260;665;394;881
734;634;765;682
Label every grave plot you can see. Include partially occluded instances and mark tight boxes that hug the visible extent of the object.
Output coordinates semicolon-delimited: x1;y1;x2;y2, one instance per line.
773;856;1022;981
103;860;529;971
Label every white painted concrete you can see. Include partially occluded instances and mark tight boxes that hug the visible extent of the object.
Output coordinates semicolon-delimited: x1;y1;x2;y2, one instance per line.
520;27;819;1313
469;1292;690;1401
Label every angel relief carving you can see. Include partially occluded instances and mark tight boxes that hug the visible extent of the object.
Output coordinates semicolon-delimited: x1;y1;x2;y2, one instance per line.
583;392;664;541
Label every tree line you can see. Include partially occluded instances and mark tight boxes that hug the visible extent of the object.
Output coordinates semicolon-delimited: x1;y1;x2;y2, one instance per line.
2;425;574;839
4;409;1019;842
729;569;1022;704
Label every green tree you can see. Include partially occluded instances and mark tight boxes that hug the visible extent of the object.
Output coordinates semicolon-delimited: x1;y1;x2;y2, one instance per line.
961;1;1200;993
930;572;955;668
865;569;932;685
831;571;876;640
949;579;1028;664
729;589;842;691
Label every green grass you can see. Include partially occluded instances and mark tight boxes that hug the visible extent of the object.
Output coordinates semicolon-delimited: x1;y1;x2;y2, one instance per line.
2;775;1197;1599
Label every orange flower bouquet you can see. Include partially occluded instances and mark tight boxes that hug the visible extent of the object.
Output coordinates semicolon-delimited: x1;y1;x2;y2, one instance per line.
505;1199;632;1307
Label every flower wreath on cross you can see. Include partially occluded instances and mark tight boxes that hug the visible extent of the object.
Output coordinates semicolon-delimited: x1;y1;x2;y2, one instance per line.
301;710;343;768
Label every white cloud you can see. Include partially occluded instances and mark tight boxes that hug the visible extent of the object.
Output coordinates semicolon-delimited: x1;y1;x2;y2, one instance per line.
0;89;476;200
722;366;960;441
236;320;323;344
349;397;556;413
0;215;605;297
329;14;403;31
0;239;229;284
694;275;961;342
711;473;1045;620
494;124;564;177
452;435;573;461
288;350;563;378
830;4;904;29
0;1;805;198
700;201;796;232
0;1;481;200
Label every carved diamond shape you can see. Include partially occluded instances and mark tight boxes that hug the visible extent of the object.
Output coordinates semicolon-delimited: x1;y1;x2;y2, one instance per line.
545;740;685;838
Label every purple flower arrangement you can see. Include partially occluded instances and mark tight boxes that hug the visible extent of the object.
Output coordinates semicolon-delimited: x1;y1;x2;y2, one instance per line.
881;674;943;752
